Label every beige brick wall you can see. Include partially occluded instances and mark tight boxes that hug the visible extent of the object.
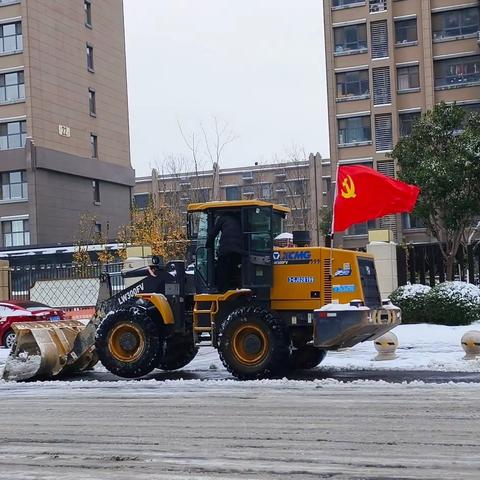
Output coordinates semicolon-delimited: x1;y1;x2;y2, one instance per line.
22;0;130;168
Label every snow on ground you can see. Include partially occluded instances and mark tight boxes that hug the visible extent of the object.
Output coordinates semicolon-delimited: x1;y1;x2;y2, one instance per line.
1;323;479;387
173;322;480;373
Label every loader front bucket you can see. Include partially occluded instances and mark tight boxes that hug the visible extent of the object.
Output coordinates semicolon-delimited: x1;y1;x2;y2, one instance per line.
1;320;98;381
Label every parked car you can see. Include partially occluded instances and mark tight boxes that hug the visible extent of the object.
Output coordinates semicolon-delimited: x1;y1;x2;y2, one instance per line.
0;301;65;349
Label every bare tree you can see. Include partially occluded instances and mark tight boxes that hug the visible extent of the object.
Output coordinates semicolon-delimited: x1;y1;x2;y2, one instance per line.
273;146;311;232
201;117;237;168
176;118;237;201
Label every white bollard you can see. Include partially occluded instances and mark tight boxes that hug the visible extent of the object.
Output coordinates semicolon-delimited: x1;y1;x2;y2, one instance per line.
373;332;399;361
461;331;480;360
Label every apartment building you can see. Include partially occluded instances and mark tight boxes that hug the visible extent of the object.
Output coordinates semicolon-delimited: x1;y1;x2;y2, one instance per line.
0;0;133;249
324;0;479;248
134;154;330;246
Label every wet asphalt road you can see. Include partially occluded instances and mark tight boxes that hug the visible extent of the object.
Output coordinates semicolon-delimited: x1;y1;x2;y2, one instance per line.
58;366;480;384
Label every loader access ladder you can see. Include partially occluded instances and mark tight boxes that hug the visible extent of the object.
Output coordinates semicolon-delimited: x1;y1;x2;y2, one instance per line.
193;289;252;337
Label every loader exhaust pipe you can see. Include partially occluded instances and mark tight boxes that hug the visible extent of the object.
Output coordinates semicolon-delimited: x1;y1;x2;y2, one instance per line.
292;231;311;247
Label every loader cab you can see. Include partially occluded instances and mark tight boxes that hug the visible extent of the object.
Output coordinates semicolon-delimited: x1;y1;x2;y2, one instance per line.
187;201;288;298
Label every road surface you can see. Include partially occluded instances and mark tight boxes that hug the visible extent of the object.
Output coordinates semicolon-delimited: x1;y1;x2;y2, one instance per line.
1;380;479;479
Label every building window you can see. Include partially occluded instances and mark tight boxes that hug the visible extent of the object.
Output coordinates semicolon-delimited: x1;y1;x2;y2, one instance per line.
336;69;369;100
395;18;417;45
399;111;421;137
1;171;27;201
434;56;480;89
369;0;387;13
3;219;29;247
133;193;151;209
84;0;92;27
338;115;372;146
332;0;364;8
372;66;391;105
94;223;101;236
0;120;26;150
0;22;22;54
290;179;307;196
89;89;96;116
375;114;393;151
261;183;272;200
371;20;388;59
86;44;94;71
334;24;367;55
195;188;210;203
0;71;24;103
92;180;100;203
402;213;425;229
225;186;241;201
432;7;480;41
347;220;376;236
90;133;97;158
397;65;420;91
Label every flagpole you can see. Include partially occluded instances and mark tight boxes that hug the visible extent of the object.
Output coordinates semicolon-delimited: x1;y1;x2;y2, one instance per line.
329;165;341;291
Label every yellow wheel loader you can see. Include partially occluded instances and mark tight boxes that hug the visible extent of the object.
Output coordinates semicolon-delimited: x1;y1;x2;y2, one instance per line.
95;200;400;380
2;200;401;381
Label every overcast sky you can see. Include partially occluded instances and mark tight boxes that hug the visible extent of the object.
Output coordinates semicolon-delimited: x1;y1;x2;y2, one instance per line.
123;0;329;177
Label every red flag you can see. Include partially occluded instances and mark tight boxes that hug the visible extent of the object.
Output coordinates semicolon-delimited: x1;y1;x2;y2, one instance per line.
333;165;420;233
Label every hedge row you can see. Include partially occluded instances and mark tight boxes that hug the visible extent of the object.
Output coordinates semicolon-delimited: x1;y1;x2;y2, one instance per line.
389;282;480;326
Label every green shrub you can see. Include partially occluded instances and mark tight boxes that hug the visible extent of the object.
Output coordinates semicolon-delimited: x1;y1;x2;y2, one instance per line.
424;281;480;326
389;284;431;324
390;282;480;326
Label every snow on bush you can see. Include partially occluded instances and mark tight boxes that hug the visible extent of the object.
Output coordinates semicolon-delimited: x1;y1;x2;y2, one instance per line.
390;284;431;324
390;282;480;326
425;282;480;326
394;284;432;299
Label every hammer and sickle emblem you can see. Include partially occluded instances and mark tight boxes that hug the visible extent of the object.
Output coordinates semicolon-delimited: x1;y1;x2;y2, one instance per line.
341;175;356;199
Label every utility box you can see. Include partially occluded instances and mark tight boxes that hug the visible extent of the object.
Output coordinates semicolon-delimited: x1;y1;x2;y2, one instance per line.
368;229;394;243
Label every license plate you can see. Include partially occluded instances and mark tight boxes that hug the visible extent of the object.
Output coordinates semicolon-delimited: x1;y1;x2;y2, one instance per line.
50;316;60;321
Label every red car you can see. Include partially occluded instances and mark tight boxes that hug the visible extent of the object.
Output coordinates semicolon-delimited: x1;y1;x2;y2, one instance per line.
0;301;65;349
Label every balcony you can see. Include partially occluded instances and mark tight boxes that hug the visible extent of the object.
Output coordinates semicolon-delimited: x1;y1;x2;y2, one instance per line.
434;55;480;91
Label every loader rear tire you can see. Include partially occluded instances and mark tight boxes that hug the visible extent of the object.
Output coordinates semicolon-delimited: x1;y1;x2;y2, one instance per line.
95;308;161;378
158;335;198;371
218;306;289;380
289;345;326;370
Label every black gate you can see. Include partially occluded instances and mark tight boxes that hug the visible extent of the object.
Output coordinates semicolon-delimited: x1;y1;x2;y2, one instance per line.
397;243;480;287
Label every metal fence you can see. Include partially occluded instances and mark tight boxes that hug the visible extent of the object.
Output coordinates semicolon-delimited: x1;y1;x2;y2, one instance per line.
8;262;124;307
397;243;480;287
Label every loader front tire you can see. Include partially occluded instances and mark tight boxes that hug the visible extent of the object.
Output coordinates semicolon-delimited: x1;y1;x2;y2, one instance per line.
289;345;326;370
95;308;161;378
218;306;289;380
158;334;198;371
